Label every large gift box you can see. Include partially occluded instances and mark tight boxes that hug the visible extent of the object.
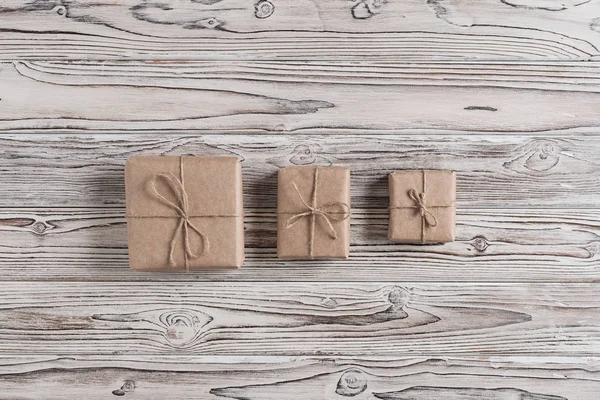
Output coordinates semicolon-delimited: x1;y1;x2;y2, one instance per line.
125;156;244;271
277;166;351;259
388;170;456;243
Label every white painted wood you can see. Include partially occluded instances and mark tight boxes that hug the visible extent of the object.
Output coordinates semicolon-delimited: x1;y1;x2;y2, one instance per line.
1;134;599;208
0;6;599;396
1;132;598;282
1;0;600;60
2;61;600;133
0;282;597;356
0;356;598;399
0;207;598;282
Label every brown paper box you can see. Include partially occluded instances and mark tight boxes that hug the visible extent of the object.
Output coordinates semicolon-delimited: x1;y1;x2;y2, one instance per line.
388;170;456;243
277;166;351;259
125;156;244;271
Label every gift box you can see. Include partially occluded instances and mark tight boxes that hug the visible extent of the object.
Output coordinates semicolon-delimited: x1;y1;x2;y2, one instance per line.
388;170;455;243
277;166;351;259
125;156;244;271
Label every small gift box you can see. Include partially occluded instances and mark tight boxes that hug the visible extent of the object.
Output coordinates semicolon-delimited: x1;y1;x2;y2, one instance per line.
125;156;244;271
277;166;351;259
388;170;456;243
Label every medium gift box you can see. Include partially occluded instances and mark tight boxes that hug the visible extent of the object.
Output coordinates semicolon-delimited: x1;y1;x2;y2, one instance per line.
125;156;244;271
277;166;351;259
388;170;456;243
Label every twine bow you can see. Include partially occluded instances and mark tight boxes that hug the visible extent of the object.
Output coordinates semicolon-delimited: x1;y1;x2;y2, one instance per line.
149;157;209;271
283;168;350;258
407;188;438;228
390;170;453;242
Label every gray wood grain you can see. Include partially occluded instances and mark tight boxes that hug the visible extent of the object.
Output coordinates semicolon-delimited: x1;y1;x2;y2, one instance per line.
1;134;599;208
0;356;598;399
1;0;600;60
2;61;600;133
1;207;598;282
1;132;598;282
0;282;597;355
1;0;599;396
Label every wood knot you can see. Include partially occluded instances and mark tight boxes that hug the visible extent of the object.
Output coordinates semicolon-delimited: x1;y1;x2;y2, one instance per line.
472;236;489;252
197;18;222;29
289;145;316;165
31;222;47;234
112;380;135;396
586;242;600;256
165;320;195;346
593;17;600;33
53;5;67;16
161;310;211;347
352;0;387;19
255;0;275;18
504;139;562;175
336;368;368;397
528;141;561;172
388;287;409;307
365;0;387;14
288;144;331;166
321;297;338;309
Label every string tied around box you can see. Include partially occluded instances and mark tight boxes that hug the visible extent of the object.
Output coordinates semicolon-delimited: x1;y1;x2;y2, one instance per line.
282;167;351;258
407;188;438;228
149;157;209;271
389;170;454;242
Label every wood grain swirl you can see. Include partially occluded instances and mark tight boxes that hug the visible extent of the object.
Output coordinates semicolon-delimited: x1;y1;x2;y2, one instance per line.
0;132;597;282
1;0;599;60
2;61;600;133
1;0;599;396
0;282;597;355
0;207;598;282
0;134;599;208
0;356;598;399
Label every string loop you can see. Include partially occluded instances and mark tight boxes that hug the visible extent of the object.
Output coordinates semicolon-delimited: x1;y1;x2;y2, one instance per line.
149;157;209;271
283;168;350;258
407;188;438;228
388;171;454;242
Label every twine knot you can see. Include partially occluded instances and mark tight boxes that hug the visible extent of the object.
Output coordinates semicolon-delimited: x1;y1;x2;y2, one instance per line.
284;168;350;258
150;158;209;271
389;171;454;243
407;188;438;227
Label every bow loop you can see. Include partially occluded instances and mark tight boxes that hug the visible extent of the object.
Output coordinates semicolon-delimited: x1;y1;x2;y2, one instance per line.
283;168;351;257
406;188;438;228
423;212;438;227
319;202;352;222
149;158;209;271
152;173;188;217
389;171;454;242
408;188;421;204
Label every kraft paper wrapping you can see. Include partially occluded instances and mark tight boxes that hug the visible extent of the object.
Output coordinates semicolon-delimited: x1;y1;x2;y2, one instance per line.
388;170;456;243
277;166;351;259
125;156;244;271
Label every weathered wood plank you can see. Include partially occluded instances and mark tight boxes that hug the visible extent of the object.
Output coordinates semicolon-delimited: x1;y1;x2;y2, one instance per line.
1;0;599;60
0;355;598;399
0;208;598;282
1;134;600;208
2;61;600;133
0;282;597;355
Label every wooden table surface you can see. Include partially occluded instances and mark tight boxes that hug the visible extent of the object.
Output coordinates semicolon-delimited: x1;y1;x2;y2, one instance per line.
1;0;600;398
